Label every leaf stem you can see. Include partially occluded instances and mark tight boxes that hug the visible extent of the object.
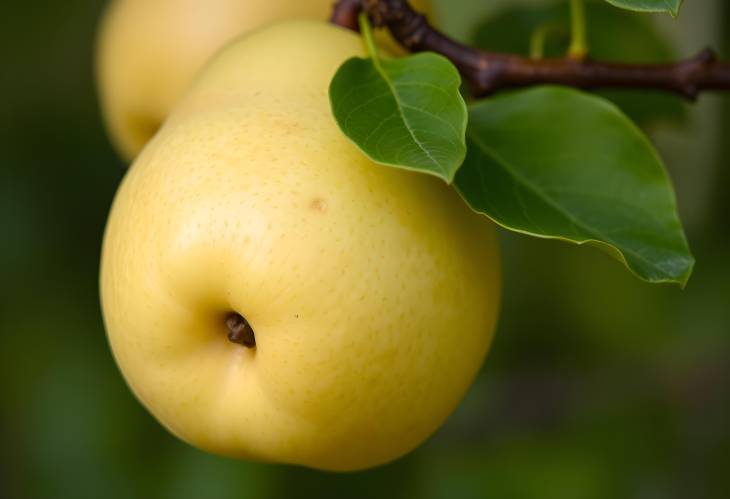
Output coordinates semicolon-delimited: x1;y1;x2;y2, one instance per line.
359;12;379;60
529;23;564;60
568;0;588;59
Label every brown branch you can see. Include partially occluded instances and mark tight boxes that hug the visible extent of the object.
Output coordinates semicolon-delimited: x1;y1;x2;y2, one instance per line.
331;0;730;100
329;0;361;31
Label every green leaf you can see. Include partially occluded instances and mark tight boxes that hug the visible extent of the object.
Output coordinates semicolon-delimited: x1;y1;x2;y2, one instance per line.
471;0;687;127
455;86;694;285
329;15;467;183
603;0;682;16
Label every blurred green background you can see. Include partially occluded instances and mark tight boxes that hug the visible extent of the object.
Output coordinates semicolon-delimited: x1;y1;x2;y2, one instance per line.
1;0;728;497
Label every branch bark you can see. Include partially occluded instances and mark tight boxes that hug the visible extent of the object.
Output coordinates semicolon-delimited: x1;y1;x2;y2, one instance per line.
331;0;730;100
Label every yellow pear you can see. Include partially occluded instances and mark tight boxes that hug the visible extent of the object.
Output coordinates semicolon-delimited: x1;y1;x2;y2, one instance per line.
96;0;435;160
100;21;500;471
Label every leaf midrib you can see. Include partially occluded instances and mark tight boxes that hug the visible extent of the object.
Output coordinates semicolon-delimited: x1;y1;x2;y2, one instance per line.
467;129;683;278
372;58;445;175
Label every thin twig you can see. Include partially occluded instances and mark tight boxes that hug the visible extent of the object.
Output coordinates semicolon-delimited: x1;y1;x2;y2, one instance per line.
331;0;730;100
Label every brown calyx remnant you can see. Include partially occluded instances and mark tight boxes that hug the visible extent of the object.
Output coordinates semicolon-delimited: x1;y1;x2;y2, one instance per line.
225;312;256;348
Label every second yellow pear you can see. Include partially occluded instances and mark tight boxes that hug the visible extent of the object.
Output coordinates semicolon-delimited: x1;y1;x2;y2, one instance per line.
96;0;435;160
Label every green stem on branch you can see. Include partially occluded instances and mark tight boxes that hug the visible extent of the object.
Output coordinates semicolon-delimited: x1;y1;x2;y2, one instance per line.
568;0;588;59
530;23;565;60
